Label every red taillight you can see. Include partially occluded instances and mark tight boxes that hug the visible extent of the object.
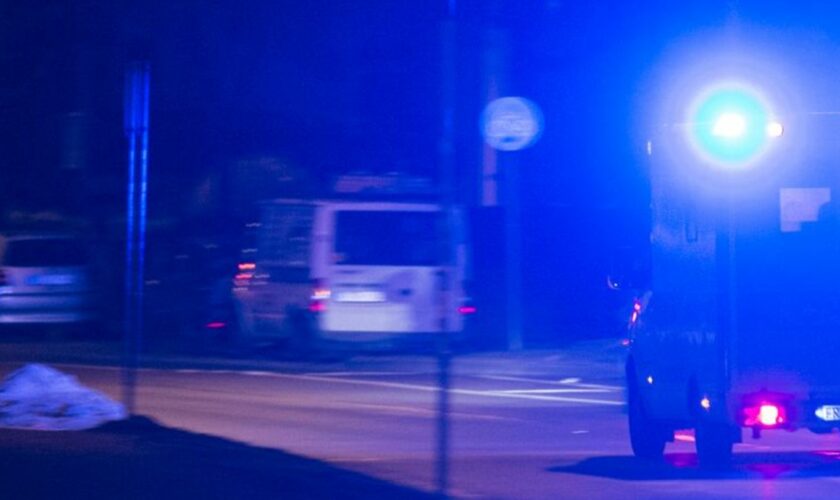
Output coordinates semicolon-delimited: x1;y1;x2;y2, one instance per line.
310;280;330;313
743;403;786;427
458;305;477;315
233;262;256;287
206;321;226;330
629;299;643;325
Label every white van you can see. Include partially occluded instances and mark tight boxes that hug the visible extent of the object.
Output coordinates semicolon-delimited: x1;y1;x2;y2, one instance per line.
310;201;469;342
232;199;472;345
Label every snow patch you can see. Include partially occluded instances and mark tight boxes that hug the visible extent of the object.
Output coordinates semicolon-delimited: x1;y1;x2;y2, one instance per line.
0;364;126;431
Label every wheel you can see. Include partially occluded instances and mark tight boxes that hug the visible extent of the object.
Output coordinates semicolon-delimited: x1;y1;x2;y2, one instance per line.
628;380;669;460
285;307;316;354
695;422;735;467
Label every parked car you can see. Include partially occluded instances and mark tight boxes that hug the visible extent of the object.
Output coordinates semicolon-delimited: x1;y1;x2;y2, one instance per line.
0;234;96;327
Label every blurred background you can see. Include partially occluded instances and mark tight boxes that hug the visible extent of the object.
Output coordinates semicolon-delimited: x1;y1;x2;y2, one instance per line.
3;0;840;348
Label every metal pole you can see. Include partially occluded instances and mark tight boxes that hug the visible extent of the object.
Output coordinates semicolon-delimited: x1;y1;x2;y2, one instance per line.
123;62;150;416
504;153;523;350
123;126;137;414
436;2;457;496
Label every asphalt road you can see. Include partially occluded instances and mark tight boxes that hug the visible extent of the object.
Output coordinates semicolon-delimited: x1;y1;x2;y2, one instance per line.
4;342;840;499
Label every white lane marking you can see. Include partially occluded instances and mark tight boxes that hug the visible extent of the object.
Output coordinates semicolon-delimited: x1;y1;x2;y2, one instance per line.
475;374;622;391
571;430;589;434
305;371;426;377
261;372;625;406
494;388;610;394
42;363;624;406
338;402;517;422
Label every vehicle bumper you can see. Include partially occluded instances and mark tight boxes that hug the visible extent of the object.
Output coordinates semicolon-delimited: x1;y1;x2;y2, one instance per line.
0;294;95;324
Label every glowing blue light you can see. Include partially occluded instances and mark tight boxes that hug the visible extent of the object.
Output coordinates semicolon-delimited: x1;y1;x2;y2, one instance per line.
712;113;747;138
689;85;772;166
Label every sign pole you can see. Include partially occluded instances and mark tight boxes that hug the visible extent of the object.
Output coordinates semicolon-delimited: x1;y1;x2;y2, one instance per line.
122;61;150;415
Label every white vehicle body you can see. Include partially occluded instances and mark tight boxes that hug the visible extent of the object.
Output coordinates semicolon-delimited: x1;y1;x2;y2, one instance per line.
0;235;95;324
310;201;468;342
233;199;470;344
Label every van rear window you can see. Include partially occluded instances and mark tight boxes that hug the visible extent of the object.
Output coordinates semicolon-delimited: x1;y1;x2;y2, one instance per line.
335;211;444;266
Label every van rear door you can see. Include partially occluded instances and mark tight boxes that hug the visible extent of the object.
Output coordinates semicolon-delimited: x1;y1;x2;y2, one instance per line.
319;206;448;335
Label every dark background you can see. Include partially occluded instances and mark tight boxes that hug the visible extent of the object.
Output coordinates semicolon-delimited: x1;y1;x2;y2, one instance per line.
3;0;840;344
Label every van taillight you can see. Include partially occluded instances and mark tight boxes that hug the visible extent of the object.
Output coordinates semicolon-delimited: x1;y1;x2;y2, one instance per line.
458;305;477;315
743;403;787;427
233;262;256;287
310;280;330;313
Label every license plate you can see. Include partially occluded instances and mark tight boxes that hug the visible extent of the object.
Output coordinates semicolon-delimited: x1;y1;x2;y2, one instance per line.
815;405;840;422
336;290;386;303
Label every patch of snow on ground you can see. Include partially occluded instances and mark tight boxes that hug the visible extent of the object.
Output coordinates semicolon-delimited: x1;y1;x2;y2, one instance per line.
0;364;126;430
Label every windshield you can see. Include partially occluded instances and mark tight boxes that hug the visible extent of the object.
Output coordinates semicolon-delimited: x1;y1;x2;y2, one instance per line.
334;210;444;266
3;239;88;267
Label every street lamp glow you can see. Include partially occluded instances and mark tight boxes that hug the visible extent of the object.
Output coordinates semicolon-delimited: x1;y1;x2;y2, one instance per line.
712;113;747;138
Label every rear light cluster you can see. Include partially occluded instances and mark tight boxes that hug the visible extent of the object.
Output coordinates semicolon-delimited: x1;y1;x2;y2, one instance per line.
310;280;331;313
458;305;477;315
743;402;787;427
629;299;642;326
459;282;477;316
233;262;256;288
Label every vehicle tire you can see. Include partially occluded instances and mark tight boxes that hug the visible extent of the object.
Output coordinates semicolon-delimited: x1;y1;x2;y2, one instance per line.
286;307;316;354
695;422;734;467
628;381;668;460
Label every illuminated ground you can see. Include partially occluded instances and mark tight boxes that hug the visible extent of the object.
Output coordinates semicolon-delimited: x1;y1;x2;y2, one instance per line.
1;340;840;498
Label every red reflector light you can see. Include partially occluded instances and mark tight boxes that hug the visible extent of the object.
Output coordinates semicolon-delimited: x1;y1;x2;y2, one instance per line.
458;305;477;315
743;402;786;427
206;321;226;329
309;280;330;313
238;262;256;271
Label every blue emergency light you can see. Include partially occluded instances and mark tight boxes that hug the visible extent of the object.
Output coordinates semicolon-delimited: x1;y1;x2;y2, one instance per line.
688;84;783;167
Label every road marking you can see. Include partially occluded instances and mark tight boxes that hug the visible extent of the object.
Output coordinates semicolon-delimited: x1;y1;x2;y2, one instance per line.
306;371;426;377
38;363;624;406
267;372;625;406
474;374;622;391
493;388;610;394
337;402;517;422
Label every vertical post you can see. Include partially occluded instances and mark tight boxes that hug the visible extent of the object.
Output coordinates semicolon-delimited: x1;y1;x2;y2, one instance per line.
436;1;456;497
123;62;150;415
481;25;522;351
503;153;523;350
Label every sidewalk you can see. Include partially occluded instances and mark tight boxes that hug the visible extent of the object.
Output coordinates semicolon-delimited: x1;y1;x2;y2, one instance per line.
0;416;434;500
